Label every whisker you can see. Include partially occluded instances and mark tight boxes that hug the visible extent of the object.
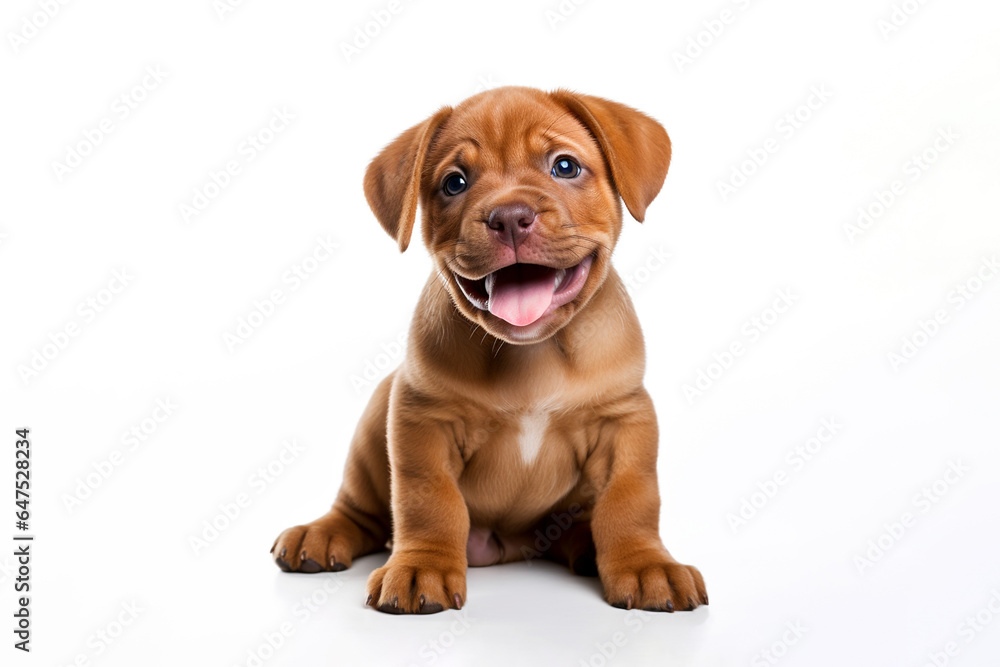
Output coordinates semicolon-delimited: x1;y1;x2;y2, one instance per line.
565;234;611;253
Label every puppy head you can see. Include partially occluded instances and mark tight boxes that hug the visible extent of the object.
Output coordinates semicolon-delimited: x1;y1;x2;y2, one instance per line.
364;86;671;344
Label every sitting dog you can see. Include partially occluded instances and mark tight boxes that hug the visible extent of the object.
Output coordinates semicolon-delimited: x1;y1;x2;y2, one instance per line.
272;86;707;614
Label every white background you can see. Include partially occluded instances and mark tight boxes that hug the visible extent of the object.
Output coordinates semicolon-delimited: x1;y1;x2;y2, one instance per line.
2;0;999;665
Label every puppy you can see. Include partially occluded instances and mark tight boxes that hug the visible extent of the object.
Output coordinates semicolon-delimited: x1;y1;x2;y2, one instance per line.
272;86;707;614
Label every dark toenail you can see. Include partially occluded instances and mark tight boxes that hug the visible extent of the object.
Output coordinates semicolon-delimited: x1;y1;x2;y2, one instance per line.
275;557;291;572
365;594;373;606
330;559;346;572
280;547;287;558
666;600;674;612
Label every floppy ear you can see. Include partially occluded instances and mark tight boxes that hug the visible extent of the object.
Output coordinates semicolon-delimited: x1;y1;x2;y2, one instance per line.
363;106;453;252
550;90;671;222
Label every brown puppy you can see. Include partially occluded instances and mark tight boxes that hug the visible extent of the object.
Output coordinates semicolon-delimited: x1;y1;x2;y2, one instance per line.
272;86;707;614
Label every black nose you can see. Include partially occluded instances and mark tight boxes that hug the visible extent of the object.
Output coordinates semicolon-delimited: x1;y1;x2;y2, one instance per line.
487;202;536;248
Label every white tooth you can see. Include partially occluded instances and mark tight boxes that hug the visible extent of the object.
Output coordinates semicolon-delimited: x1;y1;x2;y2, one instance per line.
484;271;495;295
554;269;567;291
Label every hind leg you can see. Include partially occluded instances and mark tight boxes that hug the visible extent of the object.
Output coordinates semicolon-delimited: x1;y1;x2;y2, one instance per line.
271;374;394;572
546;520;598;576
526;516;597;576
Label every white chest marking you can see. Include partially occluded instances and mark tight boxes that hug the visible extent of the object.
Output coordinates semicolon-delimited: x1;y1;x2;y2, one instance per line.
517;411;549;465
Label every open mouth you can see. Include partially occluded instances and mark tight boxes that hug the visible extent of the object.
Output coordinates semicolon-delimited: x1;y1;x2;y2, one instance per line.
453;255;594;327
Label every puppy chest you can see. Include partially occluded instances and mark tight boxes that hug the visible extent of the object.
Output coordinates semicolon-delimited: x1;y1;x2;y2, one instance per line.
458;410;586;523
515;409;550;465
464;409;568;466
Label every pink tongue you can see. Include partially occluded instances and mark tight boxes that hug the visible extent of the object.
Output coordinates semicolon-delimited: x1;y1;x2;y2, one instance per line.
488;264;558;326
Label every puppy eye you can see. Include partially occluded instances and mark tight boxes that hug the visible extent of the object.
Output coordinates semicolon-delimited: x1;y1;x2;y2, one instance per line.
551;157;581;179
443;173;468;196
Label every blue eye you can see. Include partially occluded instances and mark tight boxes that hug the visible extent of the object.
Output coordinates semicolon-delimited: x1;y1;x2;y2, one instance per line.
443;173;468;196
551;157;581;179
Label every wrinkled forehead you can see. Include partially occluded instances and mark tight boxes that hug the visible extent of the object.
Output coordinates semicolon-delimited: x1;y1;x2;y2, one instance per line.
427;92;600;174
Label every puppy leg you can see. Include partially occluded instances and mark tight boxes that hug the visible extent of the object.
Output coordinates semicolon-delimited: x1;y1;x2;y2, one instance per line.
366;394;469;614
592;390;708;612
543;520;598;576
271;375;393;572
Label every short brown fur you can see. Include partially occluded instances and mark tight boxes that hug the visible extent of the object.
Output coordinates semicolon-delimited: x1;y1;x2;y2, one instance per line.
272;86;706;614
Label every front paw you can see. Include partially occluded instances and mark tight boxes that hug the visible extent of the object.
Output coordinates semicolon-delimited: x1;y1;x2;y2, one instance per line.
271;514;355;573
600;549;707;612
366;551;466;614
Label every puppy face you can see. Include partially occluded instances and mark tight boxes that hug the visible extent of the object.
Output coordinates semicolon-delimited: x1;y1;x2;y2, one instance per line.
364;87;671;344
